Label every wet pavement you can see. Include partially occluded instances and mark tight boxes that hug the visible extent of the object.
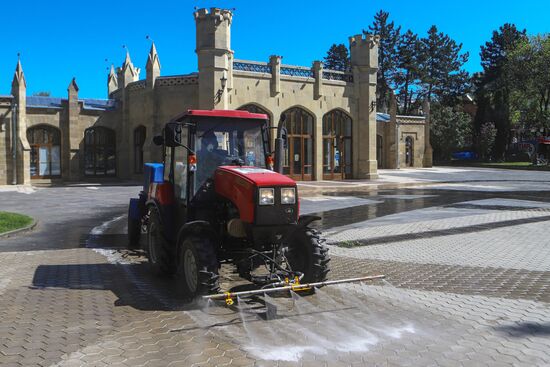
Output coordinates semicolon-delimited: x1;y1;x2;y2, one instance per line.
1;168;550;366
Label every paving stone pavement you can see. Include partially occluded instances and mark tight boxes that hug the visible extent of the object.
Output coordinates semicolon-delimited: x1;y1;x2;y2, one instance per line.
1;184;550;366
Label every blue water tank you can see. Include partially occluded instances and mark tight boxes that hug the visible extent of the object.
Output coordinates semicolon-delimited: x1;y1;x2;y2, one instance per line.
143;163;164;191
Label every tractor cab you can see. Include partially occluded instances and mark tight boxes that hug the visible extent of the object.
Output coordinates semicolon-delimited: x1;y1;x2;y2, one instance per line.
162;110;272;205
128;110;330;300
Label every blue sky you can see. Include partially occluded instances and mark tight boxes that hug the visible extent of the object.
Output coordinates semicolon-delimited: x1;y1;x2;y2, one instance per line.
2;0;549;99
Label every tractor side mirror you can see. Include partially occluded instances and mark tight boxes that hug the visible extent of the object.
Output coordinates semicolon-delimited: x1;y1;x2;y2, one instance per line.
164;122;183;147
153;135;164;146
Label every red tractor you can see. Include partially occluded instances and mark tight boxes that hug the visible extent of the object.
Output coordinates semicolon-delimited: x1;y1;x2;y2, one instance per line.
128;110;330;298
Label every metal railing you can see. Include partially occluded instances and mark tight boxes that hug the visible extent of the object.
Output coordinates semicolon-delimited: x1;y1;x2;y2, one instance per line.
322;69;353;82
233;60;271;74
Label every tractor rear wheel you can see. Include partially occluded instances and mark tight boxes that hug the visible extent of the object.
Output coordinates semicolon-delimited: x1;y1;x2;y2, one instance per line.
146;207;175;276
175;236;220;299
286;227;330;283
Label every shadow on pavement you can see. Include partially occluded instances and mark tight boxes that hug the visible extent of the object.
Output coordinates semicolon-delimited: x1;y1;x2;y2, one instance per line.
30;261;205;312
494;322;550;337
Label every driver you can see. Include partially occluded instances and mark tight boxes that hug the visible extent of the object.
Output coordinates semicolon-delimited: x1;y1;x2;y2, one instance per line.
196;131;225;188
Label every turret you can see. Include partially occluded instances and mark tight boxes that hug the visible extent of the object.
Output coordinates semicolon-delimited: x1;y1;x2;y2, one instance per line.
146;42;161;89
349;33;380;179
118;51;140;89
194;8;233;109
107;65;118;96
10;58;31;184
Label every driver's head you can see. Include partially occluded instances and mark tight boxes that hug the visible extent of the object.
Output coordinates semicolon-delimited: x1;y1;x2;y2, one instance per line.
201;131;218;152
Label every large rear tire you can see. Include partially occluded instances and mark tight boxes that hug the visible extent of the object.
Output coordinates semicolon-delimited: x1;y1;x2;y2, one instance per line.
286;227;330;283
146;207;175;276
176;236;220;299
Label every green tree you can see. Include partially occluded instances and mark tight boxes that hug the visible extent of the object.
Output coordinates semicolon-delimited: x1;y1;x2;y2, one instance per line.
506;35;550;134
33;91;51;97
367;10;401;112
478;122;497;159
476;23;527;159
395;30;422;114
418;26;470;105
430;105;473;160
323;44;350;71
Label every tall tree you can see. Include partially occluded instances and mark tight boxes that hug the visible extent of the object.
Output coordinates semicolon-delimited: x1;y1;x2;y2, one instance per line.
476;23;527;159
418;26;470;105
395;30;422;114
506;35;550;134
323;44;351;71
367;10;401;112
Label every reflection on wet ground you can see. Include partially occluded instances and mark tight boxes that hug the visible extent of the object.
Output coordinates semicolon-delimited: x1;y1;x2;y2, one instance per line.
308;188;550;230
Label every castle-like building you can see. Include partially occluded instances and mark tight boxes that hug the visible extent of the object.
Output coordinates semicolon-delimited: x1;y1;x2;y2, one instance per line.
0;8;432;186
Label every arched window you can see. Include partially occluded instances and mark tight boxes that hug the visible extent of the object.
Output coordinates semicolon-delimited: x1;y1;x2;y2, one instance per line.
405;136;414;167
134;126;146;174
238;104;272;154
27;125;61;178
84;127;116;176
281;107;314;181
237;104;271;126
322;110;352;180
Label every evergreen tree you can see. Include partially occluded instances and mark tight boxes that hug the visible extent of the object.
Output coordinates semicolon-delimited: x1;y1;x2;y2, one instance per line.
418;26;470;105
367;10;401;112
395;30;422;114
323;44;350;71
476;23;527;159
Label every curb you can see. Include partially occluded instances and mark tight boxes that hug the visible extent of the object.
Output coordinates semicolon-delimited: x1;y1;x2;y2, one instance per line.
0;219;38;239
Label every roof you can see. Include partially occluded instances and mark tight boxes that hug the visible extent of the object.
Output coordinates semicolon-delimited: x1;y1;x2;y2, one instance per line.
376;112;391;122
27;96;63;109
174;109;269;122
26;95;116;111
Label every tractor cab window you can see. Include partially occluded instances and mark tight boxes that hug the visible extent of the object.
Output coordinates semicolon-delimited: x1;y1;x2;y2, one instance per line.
174;145;188;200
194;119;268;193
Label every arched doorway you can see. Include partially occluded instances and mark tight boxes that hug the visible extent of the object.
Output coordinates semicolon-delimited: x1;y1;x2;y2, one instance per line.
405;136;414;167
84;127;116;176
134;126;146;174
237;104;271;126
377;135;383;169
322;110;352;180
27;125;61;179
281;107;314;181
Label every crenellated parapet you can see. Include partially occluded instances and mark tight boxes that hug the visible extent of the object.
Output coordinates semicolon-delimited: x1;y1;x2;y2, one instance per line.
194;8;233;51
349;33;380;70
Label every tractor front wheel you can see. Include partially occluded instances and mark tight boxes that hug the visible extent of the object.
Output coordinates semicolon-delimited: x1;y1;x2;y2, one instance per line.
146;207;175;276
175;236;220;299
286;227;330;284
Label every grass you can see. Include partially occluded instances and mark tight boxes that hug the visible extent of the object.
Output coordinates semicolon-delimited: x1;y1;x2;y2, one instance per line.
0;212;34;234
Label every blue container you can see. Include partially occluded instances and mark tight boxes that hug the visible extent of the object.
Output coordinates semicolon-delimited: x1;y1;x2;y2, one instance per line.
143;163;164;191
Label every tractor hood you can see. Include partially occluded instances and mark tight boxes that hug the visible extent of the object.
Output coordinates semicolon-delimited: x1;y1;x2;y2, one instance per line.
214;166;298;224
215;166;296;187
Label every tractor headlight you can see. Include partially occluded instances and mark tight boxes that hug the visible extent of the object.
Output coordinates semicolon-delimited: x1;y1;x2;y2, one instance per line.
281;188;296;204
258;188;275;205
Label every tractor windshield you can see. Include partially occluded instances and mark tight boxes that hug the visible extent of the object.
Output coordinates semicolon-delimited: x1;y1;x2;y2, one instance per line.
194;119;269;192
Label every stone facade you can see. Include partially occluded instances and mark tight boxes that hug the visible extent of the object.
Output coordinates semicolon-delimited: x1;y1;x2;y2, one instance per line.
0;7;431;185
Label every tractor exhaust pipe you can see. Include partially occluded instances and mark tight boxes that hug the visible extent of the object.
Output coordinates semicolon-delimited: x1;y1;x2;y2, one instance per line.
202;275;385;304
274;114;287;174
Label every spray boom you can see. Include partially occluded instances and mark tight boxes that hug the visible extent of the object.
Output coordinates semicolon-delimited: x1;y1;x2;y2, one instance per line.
203;275;386;305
